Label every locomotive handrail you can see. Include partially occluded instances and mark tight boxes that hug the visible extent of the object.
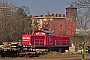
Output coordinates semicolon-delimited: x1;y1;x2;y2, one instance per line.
55;40;69;46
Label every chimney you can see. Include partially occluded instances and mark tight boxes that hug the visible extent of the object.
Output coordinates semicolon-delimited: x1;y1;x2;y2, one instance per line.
59;14;61;17
63;14;65;17
56;14;58;17
52;14;54;16
35;16;38;17
40;15;43;17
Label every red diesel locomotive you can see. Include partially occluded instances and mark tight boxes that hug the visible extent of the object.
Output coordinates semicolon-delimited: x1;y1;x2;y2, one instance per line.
22;30;70;52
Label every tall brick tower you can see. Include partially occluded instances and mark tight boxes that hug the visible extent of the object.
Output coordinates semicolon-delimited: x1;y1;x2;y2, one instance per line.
66;5;77;22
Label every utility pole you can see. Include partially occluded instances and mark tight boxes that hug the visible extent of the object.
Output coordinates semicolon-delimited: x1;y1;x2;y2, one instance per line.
82;41;86;60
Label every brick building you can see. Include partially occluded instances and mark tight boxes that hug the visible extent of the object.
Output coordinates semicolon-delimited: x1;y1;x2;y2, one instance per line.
31;13;76;36
49;20;76;36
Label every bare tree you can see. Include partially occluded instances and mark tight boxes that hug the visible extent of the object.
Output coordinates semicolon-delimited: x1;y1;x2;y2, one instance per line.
70;0;90;29
69;0;90;43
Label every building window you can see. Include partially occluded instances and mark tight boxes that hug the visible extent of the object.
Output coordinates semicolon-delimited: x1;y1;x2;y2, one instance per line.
65;25;68;28
71;30;72;34
60;30;62;34
60;24;62;28
65;30;67;35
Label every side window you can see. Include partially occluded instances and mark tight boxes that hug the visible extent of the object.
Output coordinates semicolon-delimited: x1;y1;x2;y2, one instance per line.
50;36;52;41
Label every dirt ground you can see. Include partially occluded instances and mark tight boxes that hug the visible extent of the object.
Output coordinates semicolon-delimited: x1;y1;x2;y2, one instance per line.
0;54;90;60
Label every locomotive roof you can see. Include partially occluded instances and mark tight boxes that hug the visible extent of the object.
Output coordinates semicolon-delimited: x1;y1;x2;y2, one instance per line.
43;30;53;34
34;30;54;35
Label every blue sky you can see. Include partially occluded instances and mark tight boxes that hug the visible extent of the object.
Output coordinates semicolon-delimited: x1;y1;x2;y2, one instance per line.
7;0;75;15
